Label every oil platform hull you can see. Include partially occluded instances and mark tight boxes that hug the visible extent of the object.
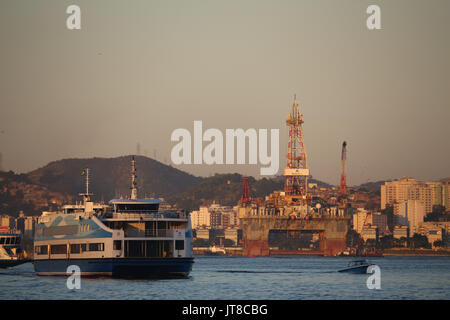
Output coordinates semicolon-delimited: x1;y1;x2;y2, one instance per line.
240;215;350;257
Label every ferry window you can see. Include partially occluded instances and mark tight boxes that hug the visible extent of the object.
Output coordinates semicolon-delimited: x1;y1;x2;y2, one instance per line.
81;244;86;252
113;240;122;250
70;244;81;254
15;237;20;244
88;243;104;252
50;244;67;254
116;203;158;212
0;238;4;244
175;240;184;250
35;245;48;255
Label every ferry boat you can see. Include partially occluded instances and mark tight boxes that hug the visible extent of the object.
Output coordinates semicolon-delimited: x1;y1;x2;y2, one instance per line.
33;158;194;278
0;230;29;268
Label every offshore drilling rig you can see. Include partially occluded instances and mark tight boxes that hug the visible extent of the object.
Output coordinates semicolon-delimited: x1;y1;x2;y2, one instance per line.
238;96;351;256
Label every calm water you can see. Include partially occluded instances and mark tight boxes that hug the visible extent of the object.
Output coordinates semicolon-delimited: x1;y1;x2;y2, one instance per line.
0;256;449;300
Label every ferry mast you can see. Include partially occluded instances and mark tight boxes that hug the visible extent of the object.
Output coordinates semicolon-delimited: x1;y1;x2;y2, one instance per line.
79;168;93;203
284;95;309;204
131;156;138;200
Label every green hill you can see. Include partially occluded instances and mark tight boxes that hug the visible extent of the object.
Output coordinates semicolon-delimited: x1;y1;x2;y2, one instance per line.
26;156;202;201
2;155;335;215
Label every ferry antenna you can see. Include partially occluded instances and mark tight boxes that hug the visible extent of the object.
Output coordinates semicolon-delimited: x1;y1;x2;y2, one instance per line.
79;167;93;202
131;156;138;200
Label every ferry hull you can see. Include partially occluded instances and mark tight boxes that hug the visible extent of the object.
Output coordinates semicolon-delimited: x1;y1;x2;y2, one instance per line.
0;259;31;269
33;258;194;278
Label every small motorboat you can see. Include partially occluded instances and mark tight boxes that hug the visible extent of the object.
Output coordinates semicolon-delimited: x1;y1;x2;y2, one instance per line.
337;259;375;274
204;246;227;256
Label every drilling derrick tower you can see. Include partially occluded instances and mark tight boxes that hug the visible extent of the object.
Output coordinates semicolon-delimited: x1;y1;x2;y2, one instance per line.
284;95;309;205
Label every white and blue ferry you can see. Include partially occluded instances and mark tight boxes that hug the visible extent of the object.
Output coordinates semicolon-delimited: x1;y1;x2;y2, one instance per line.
33;158;194;278
0;230;29;268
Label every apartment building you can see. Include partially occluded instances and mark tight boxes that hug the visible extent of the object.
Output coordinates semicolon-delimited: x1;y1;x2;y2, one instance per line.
381;178;447;214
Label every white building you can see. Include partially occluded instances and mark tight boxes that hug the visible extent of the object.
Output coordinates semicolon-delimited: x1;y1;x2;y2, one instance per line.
352;209;371;235
352;209;388;236
381;178;445;214
190;206;210;229
190;203;240;229
397;200;425;235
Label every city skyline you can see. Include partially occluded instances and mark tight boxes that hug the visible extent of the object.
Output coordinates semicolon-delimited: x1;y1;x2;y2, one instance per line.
1;0;449;185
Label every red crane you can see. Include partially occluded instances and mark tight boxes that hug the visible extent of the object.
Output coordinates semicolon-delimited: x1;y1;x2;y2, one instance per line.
240;176;251;204
340;141;347;196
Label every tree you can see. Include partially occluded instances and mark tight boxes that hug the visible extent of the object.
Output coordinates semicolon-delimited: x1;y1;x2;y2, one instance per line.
365;239;377;248
381;205;395;232
392;237;402;248
410;233;431;249
425;205;448;222
346;229;361;247
433;240;443;248
379;235;394;249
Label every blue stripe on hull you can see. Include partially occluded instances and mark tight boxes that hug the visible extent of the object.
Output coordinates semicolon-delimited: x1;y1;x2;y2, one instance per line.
34;258;194;278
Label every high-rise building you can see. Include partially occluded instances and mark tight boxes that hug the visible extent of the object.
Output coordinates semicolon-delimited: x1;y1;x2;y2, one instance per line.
371;212;388;236
210;212;222;228
190;206;210;229
352;209;387;236
443;179;450;209
398;200;425;235
381;178;445;214
352;209;371;234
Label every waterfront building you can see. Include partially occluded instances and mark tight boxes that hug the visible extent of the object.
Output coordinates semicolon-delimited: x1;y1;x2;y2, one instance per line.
210;211;222;228
418;221;449;247
381;178;447;214
372;212;388;236
443;179;450;208
352;209;386;236
224;228;242;246
398;200;425;235
195;228;210;240
352;209;370;234
393;225;409;239
0;215;15;230
190;203;239;230
190;206;210;229
361;225;378;242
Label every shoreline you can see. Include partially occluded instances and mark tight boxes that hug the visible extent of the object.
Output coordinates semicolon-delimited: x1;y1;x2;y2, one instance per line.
193;247;450;257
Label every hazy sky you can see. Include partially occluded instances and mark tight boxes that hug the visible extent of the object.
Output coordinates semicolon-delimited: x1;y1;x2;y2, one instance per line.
0;0;449;185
